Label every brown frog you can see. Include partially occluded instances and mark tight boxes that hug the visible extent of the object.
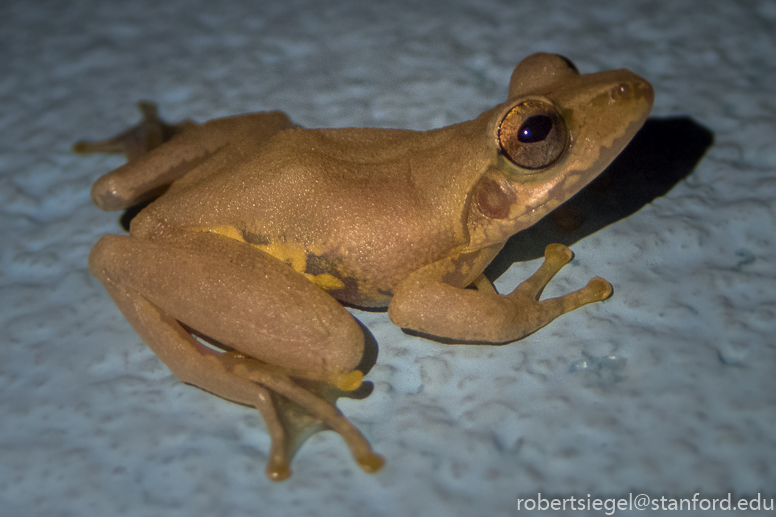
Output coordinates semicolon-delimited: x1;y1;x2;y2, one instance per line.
76;53;653;480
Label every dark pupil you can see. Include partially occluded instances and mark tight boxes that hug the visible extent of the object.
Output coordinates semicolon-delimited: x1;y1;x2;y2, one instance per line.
517;115;553;143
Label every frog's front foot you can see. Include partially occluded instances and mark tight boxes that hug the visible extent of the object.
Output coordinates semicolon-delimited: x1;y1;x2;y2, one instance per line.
495;243;612;340
498;243;612;339
73;101;195;161
511;243;612;305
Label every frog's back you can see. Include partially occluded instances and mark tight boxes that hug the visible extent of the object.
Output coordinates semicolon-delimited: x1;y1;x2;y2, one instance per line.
139;116;493;235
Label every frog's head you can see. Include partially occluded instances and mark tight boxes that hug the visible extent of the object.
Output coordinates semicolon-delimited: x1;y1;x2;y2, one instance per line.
468;52;653;243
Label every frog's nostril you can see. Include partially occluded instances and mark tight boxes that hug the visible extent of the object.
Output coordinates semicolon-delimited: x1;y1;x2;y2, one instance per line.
609;78;654;108
610;82;634;102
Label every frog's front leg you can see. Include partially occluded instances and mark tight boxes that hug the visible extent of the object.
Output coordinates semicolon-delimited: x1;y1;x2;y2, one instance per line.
89;231;383;480
388;244;612;343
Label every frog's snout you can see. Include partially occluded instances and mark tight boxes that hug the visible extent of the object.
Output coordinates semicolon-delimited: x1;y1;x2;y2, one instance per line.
609;72;654;110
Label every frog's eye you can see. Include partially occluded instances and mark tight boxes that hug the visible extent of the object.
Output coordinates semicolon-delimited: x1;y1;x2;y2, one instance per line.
498;100;567;170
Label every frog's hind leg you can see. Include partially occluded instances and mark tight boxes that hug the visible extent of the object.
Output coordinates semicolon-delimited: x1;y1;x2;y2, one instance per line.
73;101;196;162
75;101;201;211
219;353;384;479
75;104;294;211
88;232;383;480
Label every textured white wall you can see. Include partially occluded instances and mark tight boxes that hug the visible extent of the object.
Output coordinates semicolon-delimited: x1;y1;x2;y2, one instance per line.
1;1;774;515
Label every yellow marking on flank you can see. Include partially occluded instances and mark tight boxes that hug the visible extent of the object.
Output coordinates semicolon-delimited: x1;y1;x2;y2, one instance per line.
256;241;308;274
305;273;345;291
197;227;345;291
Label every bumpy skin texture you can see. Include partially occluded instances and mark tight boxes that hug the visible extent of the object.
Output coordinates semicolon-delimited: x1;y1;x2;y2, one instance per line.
76;53;653;480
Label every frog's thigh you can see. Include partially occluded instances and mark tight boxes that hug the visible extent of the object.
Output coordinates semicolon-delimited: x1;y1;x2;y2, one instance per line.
89;232;364;379
90;111;294;211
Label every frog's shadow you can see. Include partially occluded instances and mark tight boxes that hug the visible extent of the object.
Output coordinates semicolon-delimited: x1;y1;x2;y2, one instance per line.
485;116;714;278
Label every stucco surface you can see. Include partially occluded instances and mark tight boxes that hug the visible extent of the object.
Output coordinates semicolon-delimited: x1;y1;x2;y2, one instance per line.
1;1;774;515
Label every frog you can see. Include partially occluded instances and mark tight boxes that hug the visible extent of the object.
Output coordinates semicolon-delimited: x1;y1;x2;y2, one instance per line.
75;53;653;481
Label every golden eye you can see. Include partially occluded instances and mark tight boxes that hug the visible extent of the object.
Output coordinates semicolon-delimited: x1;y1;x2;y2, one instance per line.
498;100;568;170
